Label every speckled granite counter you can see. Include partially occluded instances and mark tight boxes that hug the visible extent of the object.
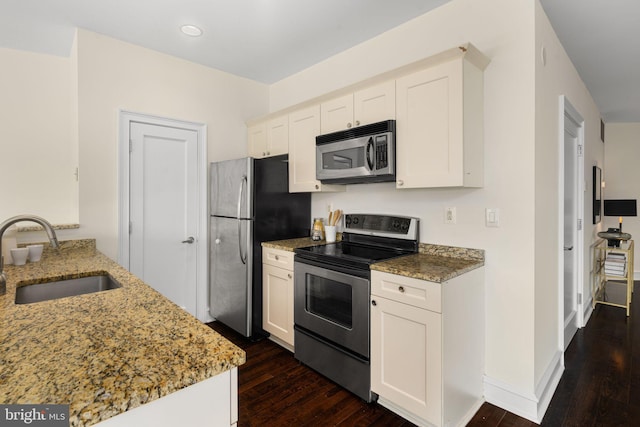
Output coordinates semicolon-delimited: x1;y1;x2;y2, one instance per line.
262;236;336;251
0;240;245;426
264;238;484;283
372;243;484;283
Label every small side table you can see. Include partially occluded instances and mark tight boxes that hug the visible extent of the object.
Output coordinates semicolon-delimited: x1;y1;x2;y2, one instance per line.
593;238;634;316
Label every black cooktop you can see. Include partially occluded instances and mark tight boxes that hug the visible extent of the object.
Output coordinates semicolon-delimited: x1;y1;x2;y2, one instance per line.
294;213;419;271
294;240;414;269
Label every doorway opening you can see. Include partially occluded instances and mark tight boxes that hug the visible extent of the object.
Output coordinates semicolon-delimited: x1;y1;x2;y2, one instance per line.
118;111;209;321
559;96;585;351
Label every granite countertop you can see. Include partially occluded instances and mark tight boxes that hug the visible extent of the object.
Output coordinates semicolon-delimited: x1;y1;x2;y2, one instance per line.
372;243;485;283
0;240;245;426
263;237;484;283
262;236;336;251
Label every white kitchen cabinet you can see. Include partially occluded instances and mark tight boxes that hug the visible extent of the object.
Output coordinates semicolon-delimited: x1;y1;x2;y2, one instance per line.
395;46;489;188
262;247;295;350
248;115;288;158
371;268;484;427
288;105;344;193
320;80;395;134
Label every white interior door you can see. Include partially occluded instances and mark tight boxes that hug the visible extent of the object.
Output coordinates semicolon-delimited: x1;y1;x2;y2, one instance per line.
563;114;580;349
129;122;198;315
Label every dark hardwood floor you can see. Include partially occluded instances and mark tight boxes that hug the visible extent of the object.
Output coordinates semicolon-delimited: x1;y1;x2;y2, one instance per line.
208;282;640;426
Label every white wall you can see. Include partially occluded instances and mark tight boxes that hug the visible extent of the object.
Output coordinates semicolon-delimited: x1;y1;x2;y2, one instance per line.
271;0;538;399
269;0;603;421
604;123;640;275
533;0;603;417
76;30;269;259
0;47;79;224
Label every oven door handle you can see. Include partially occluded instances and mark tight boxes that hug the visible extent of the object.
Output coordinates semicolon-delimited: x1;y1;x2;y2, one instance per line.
294;257;370;279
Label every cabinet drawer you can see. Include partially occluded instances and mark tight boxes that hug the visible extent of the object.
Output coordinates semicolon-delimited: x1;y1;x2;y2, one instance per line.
371;271;441;313
262;247;294;270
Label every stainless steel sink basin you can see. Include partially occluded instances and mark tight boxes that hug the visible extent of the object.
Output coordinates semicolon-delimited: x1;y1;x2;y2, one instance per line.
15;274;122;304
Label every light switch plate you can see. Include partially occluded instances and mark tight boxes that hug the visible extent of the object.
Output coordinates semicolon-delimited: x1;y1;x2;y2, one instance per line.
486;208;500;227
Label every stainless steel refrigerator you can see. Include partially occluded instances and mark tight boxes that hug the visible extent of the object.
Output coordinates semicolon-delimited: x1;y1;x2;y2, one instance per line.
209;155;310;338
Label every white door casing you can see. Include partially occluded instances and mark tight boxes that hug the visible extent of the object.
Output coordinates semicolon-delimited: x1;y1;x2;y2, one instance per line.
559;96;585;351
118;111;208;321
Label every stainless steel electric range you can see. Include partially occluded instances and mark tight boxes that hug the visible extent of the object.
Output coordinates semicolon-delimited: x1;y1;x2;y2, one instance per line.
293;213;419;402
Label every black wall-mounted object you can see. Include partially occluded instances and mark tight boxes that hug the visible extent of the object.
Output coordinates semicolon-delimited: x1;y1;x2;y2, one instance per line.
593;166;602;224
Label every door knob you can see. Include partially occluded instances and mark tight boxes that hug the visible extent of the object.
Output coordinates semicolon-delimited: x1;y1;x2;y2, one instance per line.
215;238;221;244
182;237;195;244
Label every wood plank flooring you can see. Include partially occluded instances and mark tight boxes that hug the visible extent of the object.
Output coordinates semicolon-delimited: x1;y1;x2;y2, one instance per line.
208;282;640;426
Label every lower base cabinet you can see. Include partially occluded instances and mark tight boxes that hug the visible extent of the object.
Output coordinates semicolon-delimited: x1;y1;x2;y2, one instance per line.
371;268;484;427
262;247;295;350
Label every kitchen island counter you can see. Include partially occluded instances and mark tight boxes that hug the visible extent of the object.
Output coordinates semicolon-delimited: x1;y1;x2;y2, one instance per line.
0;240;245;426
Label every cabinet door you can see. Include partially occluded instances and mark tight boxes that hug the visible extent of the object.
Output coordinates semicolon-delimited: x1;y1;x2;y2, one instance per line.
288;105;344;193
396;60;463;188
248;123;267;158
267;115;289;156
320;93;354;134
262;264;294;346
354;80;395;126
371;295;442;425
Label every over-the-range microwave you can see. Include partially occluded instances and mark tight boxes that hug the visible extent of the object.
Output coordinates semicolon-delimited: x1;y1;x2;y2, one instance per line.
315;119;395;184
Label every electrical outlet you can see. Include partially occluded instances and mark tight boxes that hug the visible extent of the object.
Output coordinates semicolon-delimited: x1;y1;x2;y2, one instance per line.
444;207;456;224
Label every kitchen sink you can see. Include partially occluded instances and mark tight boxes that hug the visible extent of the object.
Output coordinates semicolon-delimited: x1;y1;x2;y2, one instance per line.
15;274;122;304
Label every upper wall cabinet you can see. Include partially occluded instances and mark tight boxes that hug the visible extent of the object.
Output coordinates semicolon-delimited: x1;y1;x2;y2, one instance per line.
320;81;395;134
248;115;288;158
288;105;345;193
396;46;489;188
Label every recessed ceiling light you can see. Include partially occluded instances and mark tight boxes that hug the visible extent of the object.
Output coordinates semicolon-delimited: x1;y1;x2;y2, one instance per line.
181;25;203;37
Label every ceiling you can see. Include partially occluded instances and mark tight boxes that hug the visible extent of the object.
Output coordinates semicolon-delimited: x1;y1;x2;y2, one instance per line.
1;0;638;122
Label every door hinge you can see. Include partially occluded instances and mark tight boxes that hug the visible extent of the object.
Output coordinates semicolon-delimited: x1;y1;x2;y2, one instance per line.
577;145;583;157
577;293;582;305
129;222;132;234
129;139;133;153
577;218;582;230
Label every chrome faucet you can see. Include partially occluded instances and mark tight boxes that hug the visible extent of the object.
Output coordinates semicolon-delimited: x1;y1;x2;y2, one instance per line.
0;215;60;296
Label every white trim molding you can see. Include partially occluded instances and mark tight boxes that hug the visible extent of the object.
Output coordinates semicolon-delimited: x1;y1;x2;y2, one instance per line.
484;350;563;423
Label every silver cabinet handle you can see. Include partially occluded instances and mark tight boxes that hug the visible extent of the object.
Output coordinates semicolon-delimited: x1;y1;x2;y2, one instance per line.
398;286;405;293
287;273;292;279
275;255;279;260
355;120;360;126
564;246;573;251
371;300;377;306
347;122;352;128
182;237;195;244
397;180;404;186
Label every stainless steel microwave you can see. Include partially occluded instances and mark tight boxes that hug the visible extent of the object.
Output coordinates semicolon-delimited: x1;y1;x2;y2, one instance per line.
315;120;395;184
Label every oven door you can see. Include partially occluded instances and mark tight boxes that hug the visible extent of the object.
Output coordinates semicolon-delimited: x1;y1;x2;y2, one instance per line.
294;259;370;357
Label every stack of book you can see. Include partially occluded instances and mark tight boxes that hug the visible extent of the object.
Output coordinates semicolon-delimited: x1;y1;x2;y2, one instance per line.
604;252;627;276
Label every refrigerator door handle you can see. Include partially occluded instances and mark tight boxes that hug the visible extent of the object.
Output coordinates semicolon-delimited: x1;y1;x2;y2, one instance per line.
237;175;248;264
237;175;247;219
238;219;247;264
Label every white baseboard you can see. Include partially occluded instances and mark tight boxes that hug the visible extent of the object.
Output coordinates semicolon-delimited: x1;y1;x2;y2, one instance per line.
484;350;563;423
